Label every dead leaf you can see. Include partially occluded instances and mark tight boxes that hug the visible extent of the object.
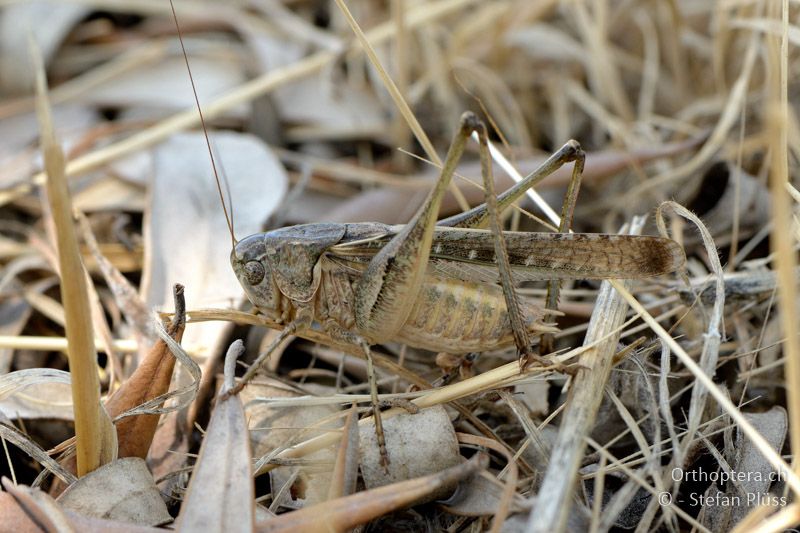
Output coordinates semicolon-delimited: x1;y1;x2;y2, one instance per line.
142;131;288;358
175;340;253;533
78;56;246;118
57;457;171;526
242;378;341;510
103;285;185;459
0;2;89;94
257;453;486;533
359;405;460;498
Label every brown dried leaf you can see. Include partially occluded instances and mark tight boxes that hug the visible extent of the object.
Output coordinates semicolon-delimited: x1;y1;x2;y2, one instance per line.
175;341;253;533
103;286;185;459
50;287;190;496
256;453;487;533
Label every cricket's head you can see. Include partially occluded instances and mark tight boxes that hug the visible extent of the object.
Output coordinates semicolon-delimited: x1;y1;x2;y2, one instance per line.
232;224;348;311
231;234;280;314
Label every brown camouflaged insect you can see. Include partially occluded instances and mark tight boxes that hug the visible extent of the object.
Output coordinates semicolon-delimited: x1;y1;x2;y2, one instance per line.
226;114;684;467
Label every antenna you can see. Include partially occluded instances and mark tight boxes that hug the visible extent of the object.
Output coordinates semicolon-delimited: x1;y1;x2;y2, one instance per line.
168;0;237;248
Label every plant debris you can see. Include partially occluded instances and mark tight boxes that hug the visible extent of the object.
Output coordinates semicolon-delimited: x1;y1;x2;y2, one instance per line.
1;2;798;532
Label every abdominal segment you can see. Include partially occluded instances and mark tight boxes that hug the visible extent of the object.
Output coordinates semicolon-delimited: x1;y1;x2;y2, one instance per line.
393;277;547;353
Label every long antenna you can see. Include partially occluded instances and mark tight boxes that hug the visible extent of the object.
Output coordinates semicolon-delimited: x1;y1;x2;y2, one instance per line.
168;0;237;248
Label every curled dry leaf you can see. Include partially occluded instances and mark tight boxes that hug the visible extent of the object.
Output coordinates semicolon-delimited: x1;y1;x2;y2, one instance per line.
50;286;191;496
359;405;460;499
57;457;171;526
103;285;185;460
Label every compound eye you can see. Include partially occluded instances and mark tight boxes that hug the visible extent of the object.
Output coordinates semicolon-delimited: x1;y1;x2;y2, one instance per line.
243;261;266;285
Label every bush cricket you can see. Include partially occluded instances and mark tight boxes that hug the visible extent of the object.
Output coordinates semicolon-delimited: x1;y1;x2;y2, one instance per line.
224;115;684;465
169;6;685;469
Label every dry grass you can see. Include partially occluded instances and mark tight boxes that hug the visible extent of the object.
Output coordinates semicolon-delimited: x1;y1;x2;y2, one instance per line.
1;1;799;531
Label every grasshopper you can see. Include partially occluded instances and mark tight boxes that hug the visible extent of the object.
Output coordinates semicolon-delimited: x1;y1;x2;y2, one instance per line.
224;114;684;466
168;3;684;467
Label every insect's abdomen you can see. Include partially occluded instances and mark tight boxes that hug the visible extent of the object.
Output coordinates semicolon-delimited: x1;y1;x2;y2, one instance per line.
393;277;548;353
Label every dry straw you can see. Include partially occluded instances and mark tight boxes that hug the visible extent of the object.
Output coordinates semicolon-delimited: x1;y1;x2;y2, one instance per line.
31;37;117;476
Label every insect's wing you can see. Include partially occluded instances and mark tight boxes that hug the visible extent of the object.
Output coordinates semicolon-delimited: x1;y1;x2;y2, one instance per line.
426;229;685;282
328;226;685;283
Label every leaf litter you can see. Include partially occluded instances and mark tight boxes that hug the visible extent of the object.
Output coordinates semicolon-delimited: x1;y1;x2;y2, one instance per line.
0;1;799;532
